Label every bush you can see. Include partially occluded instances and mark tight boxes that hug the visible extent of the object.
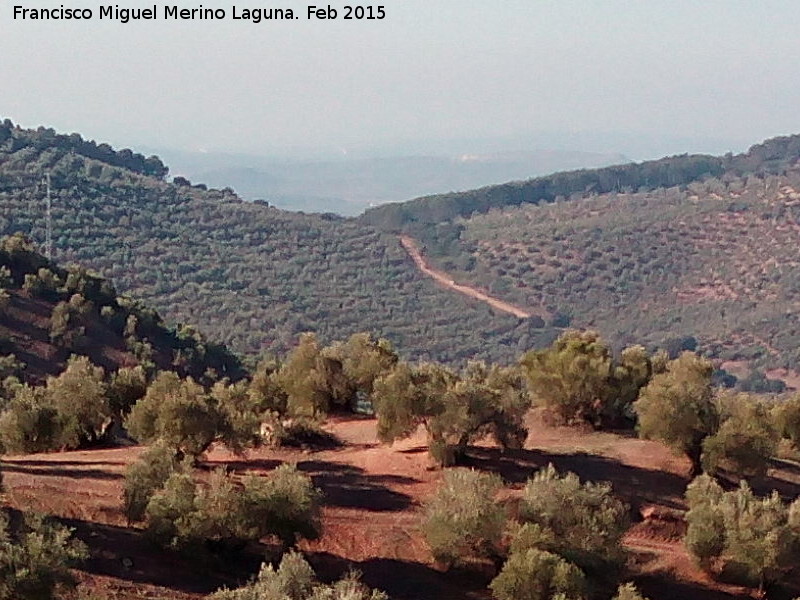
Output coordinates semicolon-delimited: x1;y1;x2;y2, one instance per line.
517;464;629;571
142;463;321;553
684;474;800;590
210;550;387;600
0;510;88;600
489;547;587;600
126;374;222;459
123;442;183;522
701;394;777;480
422;468;505;567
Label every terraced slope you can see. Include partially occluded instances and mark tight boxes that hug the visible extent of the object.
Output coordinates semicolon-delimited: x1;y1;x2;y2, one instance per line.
0;121;553;364
423;168;800;370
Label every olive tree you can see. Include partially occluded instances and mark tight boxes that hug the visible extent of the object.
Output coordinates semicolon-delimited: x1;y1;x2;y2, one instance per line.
701;393;778;480
684;474;800;592
517;464;629;572
422;468;506;567
123;442;184;523
633;352;717;476
0;511;88;600
373;361;529;466
126;374;223;460
44;355;109;447
522;331;652;429
142;463;322;553
489;547;587;600
210;550;387;600
612;584;650;600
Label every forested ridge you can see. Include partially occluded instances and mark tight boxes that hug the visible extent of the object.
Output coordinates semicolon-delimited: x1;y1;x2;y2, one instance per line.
361;133;800;231
0;120;555;364
412;166;800;377
0;232;243;385
6;119;800;375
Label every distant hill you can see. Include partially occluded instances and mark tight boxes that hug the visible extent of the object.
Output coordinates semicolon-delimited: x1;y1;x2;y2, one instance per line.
0;119;556;365
404;155;800;373
159;148;629;216
6;119;800;372
361;135;800;231
0;233;243;384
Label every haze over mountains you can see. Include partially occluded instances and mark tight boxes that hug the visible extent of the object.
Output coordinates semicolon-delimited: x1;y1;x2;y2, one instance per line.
149;129;750;216
154;146;628;215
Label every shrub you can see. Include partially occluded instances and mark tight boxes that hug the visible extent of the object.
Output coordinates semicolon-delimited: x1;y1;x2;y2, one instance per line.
0;510;88;600
422;469;505;567
701;394;777;480
142;463;321;553
518;464;629;571
210;550;387;600
489;547;587;600
684;474;800;591
123;442;183;523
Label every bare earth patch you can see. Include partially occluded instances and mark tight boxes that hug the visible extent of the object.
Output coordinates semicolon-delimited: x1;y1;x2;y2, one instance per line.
2;412;797;599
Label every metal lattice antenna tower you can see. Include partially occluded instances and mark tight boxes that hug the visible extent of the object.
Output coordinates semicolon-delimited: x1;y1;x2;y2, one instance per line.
43;172;52;260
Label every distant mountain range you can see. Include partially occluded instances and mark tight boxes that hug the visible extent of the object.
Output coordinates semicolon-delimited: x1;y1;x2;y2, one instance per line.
154;147;629;215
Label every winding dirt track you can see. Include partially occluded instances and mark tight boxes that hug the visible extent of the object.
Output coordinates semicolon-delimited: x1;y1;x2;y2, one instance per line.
399;235;532;319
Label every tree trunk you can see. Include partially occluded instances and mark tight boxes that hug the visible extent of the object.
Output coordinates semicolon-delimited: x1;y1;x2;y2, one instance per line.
687;444;703;478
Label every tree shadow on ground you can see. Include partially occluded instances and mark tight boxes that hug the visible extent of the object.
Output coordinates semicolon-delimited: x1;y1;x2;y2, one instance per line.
203;457;284;473
1;462;123;481
463;446;689;511
298;460;416;512
3;458;126;467
52;515;253;595
307;551;491;600
208;457;417;512
635;572;757;600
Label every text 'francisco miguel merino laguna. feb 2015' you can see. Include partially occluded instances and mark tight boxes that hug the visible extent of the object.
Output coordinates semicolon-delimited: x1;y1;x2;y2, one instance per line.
12;4;387;23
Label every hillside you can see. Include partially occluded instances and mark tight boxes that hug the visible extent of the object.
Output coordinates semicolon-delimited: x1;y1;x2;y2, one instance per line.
8;120;800;373
0;234;243;384
0;120;556;365
409;167;800;374
361;134;800;232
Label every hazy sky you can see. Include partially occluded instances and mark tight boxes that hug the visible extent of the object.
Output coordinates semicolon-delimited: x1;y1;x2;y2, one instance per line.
1;0;798;158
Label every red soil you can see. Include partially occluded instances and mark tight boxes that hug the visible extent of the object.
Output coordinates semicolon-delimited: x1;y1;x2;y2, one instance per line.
2;412;793;599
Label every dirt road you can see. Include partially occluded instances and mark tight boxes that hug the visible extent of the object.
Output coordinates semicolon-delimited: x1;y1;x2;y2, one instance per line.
398;235;532;319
